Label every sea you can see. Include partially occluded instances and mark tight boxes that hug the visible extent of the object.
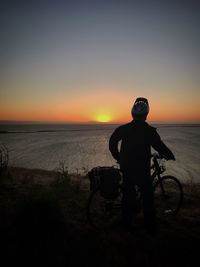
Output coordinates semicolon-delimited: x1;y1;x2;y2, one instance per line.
0;123;199;183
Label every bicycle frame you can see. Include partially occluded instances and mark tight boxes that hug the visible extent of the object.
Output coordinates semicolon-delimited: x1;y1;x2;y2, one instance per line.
87;153;183;229
151;155;166;195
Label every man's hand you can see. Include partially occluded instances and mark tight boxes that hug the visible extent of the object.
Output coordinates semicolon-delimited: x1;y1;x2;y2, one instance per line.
164;154;176;161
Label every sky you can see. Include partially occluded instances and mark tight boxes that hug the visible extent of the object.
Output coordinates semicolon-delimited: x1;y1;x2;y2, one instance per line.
0;0;200;123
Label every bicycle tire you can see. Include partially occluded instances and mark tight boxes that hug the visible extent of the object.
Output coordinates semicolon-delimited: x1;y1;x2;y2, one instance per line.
86;186;122;230
154;175;183;216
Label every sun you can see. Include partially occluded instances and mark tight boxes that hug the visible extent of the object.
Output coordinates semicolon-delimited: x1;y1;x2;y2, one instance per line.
96;114;111;123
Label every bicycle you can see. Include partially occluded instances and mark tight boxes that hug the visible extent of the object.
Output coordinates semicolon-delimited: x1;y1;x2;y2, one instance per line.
86;153;183;230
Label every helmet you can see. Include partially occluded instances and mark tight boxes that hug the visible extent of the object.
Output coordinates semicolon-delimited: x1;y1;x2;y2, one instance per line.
131;97;149;118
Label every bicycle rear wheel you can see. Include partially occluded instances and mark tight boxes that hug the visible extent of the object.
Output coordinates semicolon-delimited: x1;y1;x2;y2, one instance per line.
154;175;183;216
86;186;122;230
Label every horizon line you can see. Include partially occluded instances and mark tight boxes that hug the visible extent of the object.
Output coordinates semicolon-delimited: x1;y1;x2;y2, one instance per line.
0;120;200;125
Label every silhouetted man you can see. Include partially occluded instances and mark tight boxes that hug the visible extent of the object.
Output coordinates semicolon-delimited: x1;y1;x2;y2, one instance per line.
109;97;175;235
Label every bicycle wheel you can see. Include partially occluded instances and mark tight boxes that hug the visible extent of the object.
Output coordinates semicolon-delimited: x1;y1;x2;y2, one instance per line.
154;175;183;216
86;186;122;230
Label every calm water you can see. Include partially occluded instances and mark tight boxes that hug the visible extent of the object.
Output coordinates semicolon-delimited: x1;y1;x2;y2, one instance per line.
0;123;200;183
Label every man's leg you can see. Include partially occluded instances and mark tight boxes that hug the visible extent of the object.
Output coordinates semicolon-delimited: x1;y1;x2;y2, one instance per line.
121;173;136;230
139;176;156;234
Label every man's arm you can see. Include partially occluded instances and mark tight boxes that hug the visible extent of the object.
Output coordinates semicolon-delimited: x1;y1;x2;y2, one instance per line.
109;127;122;161
151;130;175;160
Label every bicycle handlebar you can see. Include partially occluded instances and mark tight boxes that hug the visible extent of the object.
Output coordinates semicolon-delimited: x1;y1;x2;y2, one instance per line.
152;152;176;161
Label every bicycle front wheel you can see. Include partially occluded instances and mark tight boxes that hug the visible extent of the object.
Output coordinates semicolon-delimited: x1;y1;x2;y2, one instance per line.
86;186;122;230
154;175;183;216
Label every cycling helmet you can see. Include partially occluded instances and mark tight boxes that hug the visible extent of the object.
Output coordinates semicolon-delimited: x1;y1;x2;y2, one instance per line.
131;97;149;118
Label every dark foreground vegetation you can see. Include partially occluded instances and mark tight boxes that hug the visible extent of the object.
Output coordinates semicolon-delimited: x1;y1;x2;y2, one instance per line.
0;167;200;267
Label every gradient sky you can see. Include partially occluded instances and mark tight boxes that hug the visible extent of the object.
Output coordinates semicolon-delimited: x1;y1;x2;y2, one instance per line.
1;0;200;123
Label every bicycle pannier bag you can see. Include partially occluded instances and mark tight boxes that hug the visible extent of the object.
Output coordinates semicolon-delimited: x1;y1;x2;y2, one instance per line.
88;168;100;191
88;167;121;199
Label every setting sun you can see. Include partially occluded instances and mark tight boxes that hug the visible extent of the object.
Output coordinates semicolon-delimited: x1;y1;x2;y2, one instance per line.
96;114;111;123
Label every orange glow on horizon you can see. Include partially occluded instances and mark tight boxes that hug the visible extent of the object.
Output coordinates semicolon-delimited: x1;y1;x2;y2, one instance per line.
1;111;199;123
1;109;200;123
0;91;200;123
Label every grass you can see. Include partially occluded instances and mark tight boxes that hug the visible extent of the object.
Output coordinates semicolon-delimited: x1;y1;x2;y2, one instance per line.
0;166;200;267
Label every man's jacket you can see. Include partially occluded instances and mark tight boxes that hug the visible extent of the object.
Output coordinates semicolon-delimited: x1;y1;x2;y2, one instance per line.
109;120;175;173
